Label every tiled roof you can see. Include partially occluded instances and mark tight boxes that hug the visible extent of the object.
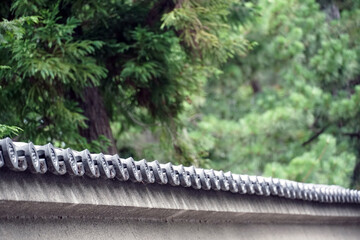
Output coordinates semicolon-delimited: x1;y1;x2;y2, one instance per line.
0;137;359;204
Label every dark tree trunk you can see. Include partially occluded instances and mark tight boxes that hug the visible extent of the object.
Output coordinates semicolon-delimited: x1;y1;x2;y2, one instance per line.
317;0;340;21
351;157;360;189
250;79;262;94
79;87;117;154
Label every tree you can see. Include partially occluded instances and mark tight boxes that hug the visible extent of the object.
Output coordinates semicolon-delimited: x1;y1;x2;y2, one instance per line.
2;0;359;189
182;0;360;188
0;0;250;155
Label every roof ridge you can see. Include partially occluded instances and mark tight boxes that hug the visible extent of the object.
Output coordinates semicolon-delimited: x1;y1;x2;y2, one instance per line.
0;137;359;204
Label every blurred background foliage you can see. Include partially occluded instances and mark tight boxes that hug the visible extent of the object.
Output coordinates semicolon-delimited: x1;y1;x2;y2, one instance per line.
0;0;359;188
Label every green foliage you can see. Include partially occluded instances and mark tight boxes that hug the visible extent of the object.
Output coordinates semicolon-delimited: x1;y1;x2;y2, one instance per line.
183;0;360;188
110;0;360;188
1;0;359;189
161;0;249;62
0;3;108;150
0;0;250;155
118;0;357;188
0;124;22;138
264;135;356;187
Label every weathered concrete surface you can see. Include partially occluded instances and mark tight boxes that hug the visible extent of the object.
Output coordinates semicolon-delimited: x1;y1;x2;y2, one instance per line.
0;218;359;240
0;169;359;239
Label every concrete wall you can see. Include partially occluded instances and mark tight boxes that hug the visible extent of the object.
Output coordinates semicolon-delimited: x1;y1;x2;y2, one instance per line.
0;169;359;239
1;218;360;240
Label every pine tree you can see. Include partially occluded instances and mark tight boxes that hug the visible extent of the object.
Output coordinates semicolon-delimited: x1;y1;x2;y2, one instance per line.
0;0;249;155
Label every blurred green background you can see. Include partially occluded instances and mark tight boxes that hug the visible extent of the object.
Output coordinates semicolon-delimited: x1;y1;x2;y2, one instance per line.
1;0;359;188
